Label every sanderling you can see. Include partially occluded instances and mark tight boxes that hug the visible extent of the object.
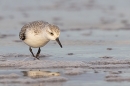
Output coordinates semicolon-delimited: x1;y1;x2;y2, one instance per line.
19;21;62;59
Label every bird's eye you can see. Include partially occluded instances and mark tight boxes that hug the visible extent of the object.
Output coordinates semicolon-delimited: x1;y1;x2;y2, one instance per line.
50;32;54;35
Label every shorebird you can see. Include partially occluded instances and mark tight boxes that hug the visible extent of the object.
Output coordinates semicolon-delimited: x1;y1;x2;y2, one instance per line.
19;21;62;59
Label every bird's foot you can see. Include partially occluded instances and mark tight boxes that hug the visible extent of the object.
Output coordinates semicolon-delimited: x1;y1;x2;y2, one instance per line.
34;57;40;60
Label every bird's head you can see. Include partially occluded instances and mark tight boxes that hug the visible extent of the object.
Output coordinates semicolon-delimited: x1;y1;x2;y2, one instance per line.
45;24;62;48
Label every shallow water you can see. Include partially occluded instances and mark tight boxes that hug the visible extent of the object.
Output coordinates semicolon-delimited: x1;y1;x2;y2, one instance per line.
0;0;130;86
0;29;129;86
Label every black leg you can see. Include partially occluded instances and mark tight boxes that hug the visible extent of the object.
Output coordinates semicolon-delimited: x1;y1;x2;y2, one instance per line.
29;47;35;57
36;47;41;59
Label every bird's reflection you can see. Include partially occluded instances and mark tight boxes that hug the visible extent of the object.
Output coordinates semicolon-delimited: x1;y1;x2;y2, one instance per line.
22;70;60;78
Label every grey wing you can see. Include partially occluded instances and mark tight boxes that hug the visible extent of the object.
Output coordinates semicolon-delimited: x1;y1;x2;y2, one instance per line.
19;21;49;40
19;26;26;40
29;21;49;28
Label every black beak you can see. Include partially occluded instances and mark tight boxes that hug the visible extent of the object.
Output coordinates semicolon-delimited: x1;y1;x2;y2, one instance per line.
56;38;62;48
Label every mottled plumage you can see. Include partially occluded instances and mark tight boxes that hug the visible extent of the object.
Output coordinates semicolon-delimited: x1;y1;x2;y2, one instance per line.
19;20;62;59
19;21;49;40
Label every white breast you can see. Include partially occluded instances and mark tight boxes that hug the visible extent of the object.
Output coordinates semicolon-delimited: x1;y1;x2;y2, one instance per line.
24;29;49;48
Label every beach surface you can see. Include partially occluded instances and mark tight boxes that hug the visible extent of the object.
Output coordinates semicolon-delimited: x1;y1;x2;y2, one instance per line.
0;0;130;86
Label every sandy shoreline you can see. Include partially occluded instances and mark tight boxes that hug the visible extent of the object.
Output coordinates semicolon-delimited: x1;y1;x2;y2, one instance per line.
0;0;130;86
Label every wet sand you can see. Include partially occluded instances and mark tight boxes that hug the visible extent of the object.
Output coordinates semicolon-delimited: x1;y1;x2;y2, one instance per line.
0;0;130;86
